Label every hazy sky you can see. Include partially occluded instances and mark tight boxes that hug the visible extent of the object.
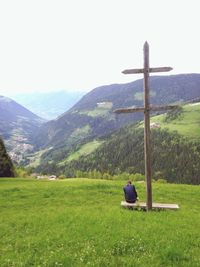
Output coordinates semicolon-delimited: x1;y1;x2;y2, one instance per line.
0;0;199;95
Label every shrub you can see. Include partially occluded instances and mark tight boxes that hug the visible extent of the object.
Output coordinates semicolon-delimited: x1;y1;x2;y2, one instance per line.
58;175;66;179
157;178;167;184
14;167;30;178
154;171;164;180
133;173;145;181
119;172;130;180
102;173;111;180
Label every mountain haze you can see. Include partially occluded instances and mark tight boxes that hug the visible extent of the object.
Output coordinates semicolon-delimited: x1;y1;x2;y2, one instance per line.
10;91;85;120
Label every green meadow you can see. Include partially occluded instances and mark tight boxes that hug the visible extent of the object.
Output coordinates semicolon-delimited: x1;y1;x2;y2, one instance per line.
59;140;103;166
151;103;200;140
0;178;200;267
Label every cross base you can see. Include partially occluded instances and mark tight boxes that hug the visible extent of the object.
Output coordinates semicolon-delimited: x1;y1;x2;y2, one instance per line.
121;201;179;211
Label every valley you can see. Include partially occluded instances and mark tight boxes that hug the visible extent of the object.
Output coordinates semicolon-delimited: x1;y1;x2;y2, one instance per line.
0;74;200;184
1;2;200;266
9;90;85;120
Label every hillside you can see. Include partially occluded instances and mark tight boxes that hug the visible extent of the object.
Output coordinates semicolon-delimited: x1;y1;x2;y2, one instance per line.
0;96;45;163
30;74;200;167
1;178;200;266
67;127;200;184
35;102;200;185
150;102;200;140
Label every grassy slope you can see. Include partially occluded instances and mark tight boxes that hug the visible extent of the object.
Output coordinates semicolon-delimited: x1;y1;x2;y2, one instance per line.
79;107;111;117
28;148;52;167
151;103;200;140
59;140;103;165
0;178;200;267
65;103;200;166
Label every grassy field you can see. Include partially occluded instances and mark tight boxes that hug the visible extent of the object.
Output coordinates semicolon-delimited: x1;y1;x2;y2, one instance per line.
151;103;200;140
0;178;200;267
79;106;111;118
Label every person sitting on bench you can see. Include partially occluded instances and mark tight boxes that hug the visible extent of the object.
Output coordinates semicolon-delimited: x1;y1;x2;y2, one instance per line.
123;180;138;203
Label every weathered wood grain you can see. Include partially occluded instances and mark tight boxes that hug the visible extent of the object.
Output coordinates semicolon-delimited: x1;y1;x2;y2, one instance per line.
121;201;179;210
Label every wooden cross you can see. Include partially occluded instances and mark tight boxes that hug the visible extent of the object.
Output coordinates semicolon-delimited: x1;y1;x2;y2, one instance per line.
115;41;177;211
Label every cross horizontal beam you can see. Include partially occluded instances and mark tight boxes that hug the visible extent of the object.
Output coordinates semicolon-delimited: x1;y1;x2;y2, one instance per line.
122;67;173;74
114;105;178;114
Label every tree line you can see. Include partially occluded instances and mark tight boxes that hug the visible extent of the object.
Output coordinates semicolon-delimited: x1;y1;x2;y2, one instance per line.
50;127;200;185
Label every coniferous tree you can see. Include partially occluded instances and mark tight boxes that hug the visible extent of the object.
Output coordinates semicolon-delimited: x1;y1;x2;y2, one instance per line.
0;138;15;177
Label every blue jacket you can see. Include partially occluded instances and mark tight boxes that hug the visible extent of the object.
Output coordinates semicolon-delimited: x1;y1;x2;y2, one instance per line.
123;184;138;203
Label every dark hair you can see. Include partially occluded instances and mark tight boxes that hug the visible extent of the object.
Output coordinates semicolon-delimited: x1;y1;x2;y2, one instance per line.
127;180;132;184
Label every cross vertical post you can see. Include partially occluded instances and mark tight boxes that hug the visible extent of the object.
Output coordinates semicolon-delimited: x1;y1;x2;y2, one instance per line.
143;42;152;210
114;41;174;211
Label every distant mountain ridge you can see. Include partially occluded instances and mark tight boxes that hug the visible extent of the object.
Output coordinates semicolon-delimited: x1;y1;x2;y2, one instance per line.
31;73;200;168
0;95;41;119
10;91;85;120
70;73;200;111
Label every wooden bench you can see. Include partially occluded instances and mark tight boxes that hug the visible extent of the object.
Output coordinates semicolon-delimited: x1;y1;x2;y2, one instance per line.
121;201;179;210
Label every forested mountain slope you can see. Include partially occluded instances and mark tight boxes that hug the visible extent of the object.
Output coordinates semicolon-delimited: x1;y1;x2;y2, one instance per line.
66;127;200;184
32;74;200;166
34;102;200;185
150;102;200;140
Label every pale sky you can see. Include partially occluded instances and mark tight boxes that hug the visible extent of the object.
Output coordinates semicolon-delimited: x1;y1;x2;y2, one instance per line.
0;0;199;95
